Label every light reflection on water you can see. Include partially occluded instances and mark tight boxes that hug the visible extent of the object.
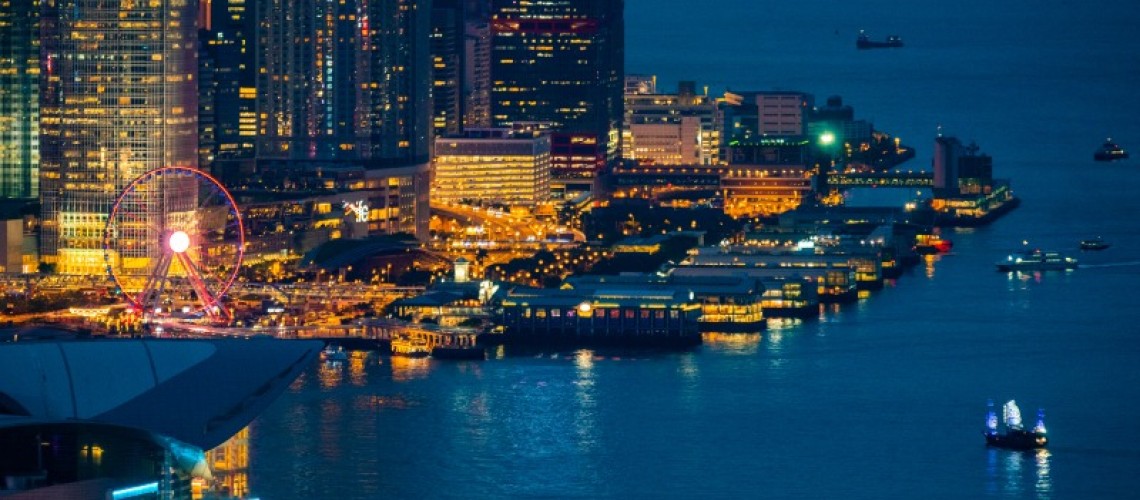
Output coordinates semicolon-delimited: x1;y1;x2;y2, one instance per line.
985;448;1052;499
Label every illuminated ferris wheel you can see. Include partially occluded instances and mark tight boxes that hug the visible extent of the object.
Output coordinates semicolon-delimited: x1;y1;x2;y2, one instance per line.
102;166;245;321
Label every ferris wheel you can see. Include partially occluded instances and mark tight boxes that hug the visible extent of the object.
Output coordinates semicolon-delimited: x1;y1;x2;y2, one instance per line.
103;166;245;321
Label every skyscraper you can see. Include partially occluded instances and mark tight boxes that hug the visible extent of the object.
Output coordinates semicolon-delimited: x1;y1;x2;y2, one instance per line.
0;0;40;200
201;0;258;166
255;0;432;238
39;0;199;274
490;0;623;186
432;0;465;136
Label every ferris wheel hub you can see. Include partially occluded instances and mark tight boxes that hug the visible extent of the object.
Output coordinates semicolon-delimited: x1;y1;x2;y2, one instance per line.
168;230;191;254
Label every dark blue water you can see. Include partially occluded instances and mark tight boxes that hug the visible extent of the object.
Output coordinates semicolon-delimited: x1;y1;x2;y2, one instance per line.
246;1;1140;497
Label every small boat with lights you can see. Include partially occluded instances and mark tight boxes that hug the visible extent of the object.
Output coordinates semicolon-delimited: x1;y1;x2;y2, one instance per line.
984;400;1048;450
995;249;1077;272
856;31;903;49
1093;139;1128;162
914;234;953;255
320;344;348;362
1079;237;1110;251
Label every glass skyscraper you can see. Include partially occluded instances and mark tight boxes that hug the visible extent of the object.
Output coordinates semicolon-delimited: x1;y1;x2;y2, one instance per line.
0;0;40;199
490;0;624;181
255;0;432;239
39;0;199;274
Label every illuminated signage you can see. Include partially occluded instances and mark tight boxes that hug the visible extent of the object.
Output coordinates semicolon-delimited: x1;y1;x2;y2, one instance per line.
343;200;369;223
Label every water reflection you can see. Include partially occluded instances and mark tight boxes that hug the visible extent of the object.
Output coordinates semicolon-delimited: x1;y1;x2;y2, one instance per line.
348;351;370;386
389;355;432;382
573;350;598;453
317;360;344;388
923;254;940;279
985;448;1052;499
701;332;762;355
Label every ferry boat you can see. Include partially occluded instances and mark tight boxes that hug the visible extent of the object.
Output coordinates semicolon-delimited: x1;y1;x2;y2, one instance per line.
320;344;348;362
856;31;904;49
984;400;1048;450
995;249;1078;272
1079;237;1110;251
1093;139;1128;162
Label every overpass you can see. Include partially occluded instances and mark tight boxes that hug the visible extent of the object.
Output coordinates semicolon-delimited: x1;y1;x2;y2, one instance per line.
825;171;934;188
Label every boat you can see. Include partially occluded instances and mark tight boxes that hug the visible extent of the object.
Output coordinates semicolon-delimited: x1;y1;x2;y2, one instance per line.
1093;139;1128;162
984;400;1048;450
390;335;430;358
856;31;904;49
995;248;1078;272
914;234;953;255
1079;237;1110;251
320;344;348;362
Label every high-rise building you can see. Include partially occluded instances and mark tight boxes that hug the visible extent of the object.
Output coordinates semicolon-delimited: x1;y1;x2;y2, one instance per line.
490;0;623;183
201;0;257;167
432;0;465;136
433;128;551;207
0;0;40;199
40;0;199;274
463;18;492;129
255;0;432;239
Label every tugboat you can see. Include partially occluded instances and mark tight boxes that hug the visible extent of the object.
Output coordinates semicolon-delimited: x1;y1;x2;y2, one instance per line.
984;400;1048;450
1079;237;1111;251
1094;139;1128;162
856;31;904;49
995;248;1078;272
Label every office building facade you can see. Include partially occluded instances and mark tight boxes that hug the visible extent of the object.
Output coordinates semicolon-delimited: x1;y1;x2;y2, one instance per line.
0;0;40;199
433;129;551;207
490;0;623;180
40;0;199;274
255;0;432;239
624;81;721;166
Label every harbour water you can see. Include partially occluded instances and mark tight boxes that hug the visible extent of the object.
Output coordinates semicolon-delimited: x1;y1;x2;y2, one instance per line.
245;0;1140;497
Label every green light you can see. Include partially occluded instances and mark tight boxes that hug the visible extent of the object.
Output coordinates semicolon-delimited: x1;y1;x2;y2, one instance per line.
819;132;836;146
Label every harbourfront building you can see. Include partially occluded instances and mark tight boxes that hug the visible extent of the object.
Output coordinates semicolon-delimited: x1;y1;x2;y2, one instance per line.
624;81;721;166
39;0;199;274
433;128;552;207
253;0;432;239
498;286;702;345
0;0;40;199
490;0;624;185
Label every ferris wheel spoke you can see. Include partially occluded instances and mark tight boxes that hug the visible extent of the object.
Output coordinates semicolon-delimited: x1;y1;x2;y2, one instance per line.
135;251;174;312
176;251;225;317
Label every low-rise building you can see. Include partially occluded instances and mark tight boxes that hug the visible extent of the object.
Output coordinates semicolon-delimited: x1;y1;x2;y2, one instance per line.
499;285;702;345
433;128;551;207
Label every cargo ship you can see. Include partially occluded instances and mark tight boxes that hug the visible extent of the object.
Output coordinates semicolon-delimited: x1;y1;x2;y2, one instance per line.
984;400;1048;450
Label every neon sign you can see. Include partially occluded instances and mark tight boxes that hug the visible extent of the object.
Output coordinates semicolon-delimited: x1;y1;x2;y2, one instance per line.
343;200;369;223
